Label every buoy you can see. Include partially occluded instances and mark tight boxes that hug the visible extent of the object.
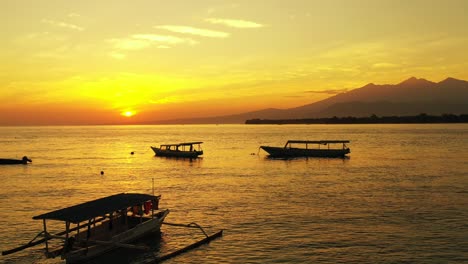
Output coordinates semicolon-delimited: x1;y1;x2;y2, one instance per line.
100;171;104;175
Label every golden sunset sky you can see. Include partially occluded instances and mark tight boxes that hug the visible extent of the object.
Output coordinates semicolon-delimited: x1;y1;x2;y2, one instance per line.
1;0;468;125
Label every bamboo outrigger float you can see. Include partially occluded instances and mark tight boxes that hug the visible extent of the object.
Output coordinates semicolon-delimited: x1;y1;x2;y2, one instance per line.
260;140;351;158
148;227;223;263
3;193;169;263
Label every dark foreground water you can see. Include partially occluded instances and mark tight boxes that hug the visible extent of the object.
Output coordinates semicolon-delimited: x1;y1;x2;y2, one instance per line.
0;124;467;263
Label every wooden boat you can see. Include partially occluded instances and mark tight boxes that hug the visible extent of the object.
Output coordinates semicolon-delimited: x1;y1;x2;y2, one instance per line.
3;193;169;263
151;142;203;158
0;156;32;165
260;140;350;158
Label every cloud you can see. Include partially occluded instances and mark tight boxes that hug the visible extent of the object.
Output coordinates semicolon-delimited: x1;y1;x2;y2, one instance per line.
109;38;152;50
284;95;304;98
133;34;198;45
41;19;84;31
205;18;263;28
305;89;349;95
206;8;216;14
372;62;399;69
110;34;198;51
155;25;229;38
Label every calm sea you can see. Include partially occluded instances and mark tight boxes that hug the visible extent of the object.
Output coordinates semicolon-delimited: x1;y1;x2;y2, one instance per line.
0;124;467;264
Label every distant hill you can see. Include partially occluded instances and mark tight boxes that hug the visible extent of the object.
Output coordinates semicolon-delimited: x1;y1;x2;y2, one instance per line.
150;77;468;124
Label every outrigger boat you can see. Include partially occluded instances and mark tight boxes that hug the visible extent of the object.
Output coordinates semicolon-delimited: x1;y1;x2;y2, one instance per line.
0;156;32;165
260;140;350;158
151;142;203;158
3;193;169;263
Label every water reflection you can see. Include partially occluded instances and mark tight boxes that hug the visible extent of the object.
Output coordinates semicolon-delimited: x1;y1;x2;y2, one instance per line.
153;156;204;166
0;124;467;263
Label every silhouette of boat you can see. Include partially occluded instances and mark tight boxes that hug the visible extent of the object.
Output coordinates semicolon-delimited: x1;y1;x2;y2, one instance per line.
0;156;32;165
2;193;169;263
151;142;203;158
260;140;350;158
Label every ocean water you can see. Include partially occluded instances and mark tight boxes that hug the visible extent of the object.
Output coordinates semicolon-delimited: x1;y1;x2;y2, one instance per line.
0;124;467;264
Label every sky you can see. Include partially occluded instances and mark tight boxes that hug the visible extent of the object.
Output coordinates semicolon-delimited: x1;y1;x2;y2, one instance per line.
1;0;468;125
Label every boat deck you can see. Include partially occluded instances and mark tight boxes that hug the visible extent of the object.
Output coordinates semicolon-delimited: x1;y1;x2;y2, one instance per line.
74;215;155;242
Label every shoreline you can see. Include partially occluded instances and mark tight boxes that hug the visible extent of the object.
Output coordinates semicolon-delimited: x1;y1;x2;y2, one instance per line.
245;114;468;124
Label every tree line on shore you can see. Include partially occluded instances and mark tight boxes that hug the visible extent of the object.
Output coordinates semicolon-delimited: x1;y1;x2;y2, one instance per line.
245;113;468;124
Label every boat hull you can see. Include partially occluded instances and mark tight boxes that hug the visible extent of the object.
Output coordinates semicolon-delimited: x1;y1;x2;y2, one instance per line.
0;158;31;165
65;209;169;263
260;146;350;158
151;147;202;158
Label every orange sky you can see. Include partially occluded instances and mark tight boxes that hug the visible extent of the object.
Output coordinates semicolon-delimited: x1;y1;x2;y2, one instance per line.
1;0;468;125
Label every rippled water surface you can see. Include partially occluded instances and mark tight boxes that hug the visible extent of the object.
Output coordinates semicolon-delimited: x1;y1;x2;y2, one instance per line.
0;124;467;263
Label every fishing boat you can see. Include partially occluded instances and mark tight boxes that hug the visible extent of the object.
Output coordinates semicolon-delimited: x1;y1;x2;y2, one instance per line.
3;193;169;263
151;142;203;158
0;156;32;165
260;140;350;158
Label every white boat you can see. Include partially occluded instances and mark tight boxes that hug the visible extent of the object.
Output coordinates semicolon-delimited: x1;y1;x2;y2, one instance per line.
3;193;169;263
151;142;203;158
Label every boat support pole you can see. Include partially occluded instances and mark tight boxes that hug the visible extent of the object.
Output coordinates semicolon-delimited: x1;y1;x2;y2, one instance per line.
63;221;69;258
43;219;49;255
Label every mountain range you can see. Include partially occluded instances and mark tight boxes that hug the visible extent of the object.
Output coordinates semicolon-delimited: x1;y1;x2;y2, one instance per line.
149;77;468;124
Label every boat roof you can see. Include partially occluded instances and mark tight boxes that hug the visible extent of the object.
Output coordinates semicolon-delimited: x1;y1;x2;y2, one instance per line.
32;193;159;223
179;141;203;145
160;142;203;147
287;140;350;144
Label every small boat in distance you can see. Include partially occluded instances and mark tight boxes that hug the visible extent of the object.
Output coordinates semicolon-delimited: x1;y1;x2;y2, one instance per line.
2;193;169;263
260;140;350;158
0;156;32;165
151;142;203;158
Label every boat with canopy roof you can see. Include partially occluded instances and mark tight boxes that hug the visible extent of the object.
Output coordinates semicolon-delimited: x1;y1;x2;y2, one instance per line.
151;142;203;158
260;140;351;158
3;193;169;263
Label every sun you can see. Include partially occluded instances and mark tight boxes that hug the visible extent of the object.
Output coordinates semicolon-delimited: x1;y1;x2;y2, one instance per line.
121;110;135;117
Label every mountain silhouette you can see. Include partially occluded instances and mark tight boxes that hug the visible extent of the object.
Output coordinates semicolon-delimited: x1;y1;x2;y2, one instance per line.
150;77;468;124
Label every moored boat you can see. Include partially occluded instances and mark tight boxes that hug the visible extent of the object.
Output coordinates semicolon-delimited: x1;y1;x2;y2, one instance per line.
151;142;203;158
3;193;169;263
260;140;350;158
0;156;32;165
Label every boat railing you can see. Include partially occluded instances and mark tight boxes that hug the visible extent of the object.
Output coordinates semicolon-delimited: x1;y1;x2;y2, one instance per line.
285;140;350;150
